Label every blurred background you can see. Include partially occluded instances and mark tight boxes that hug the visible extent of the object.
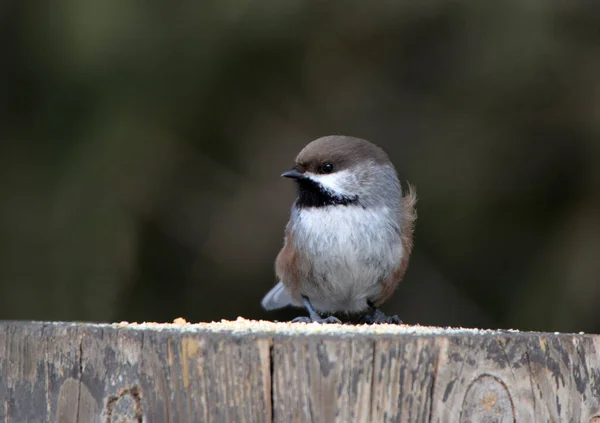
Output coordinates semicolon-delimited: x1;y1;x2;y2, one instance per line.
1;1;599;333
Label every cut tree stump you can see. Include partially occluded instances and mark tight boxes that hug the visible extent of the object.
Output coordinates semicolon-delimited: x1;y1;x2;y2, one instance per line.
1;319;599;422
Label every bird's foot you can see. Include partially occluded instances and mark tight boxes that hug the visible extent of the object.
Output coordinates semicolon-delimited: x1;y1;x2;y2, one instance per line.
359;308;402;325
291;315;342;324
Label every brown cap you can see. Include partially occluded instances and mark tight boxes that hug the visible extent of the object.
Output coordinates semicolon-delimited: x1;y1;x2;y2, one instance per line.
294;135;391;174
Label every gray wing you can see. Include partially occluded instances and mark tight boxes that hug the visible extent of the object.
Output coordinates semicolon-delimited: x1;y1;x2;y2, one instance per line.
261;281;294;310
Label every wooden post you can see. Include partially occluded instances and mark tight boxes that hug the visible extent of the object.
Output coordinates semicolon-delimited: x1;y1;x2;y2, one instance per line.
1;319;599;422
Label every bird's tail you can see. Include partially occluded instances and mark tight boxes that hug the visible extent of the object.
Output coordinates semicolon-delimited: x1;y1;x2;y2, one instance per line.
261;281;293;310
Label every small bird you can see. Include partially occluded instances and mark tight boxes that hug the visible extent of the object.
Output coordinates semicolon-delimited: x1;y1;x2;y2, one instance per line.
261;135;417;324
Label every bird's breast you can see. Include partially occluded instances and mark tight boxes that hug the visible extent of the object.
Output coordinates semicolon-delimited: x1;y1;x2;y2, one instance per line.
294;205;398;252
290;205;403;313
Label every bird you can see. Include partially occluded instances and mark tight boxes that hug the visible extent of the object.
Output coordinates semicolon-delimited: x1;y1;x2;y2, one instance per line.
261;135;417;324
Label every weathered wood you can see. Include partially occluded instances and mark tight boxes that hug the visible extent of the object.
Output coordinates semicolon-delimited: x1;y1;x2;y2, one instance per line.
1;319;599;422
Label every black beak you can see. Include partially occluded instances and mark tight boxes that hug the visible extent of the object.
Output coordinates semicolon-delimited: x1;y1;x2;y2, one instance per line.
281;169;306;179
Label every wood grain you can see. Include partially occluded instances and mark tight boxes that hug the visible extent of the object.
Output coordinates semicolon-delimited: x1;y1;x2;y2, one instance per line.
1;320;599;422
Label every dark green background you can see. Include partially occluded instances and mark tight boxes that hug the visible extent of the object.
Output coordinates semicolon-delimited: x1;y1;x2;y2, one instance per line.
2;2;599;333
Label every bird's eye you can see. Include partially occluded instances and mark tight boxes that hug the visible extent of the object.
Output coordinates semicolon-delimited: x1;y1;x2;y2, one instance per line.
321;162;335;174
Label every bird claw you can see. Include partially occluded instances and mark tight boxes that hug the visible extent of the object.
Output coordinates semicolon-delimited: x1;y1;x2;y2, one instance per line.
291;315;342;324
359;309;403;325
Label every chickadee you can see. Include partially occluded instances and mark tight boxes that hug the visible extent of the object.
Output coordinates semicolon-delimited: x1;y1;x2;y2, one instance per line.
261;135;417;324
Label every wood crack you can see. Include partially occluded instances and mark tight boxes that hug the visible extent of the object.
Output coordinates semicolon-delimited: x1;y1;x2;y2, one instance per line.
43;325;51;422
523;349;538;423
76;333;83;423
269;339;275;423
427;340;440;423
368;340;377;422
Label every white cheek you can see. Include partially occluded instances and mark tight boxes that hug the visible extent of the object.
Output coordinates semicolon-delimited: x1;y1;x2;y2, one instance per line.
307;169;354;195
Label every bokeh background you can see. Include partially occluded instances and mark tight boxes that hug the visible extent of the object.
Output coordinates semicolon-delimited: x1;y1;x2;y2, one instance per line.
1;2;600;333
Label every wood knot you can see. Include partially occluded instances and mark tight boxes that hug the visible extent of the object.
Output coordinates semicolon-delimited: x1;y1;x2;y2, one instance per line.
460;374;515;422
105;386;143;423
